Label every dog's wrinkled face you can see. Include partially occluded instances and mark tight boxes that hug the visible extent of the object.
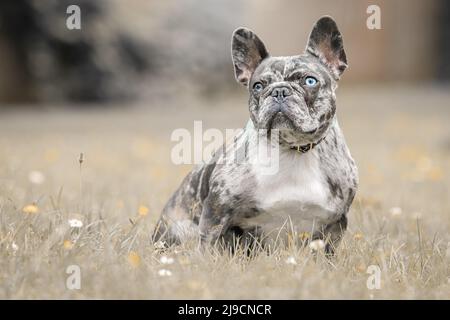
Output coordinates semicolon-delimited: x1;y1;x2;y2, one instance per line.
232;16;347;146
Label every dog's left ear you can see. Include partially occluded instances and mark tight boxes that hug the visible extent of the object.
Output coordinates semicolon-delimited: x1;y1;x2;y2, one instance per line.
231;27;269;87
305;16;347;79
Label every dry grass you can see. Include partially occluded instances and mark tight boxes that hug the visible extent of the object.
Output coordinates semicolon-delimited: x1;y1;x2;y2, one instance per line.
0;85;449;299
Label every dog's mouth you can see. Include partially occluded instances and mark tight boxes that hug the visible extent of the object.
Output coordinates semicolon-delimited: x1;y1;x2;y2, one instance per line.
260;106;324;147
268;112;294;130
266;110;318;134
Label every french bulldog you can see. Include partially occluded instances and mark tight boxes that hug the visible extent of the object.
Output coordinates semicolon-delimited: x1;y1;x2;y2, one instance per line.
153;16;358;253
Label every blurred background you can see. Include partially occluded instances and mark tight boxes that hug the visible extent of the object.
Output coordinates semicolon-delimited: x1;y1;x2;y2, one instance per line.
0;1;449;299
0;0;449;104
0;0;448;227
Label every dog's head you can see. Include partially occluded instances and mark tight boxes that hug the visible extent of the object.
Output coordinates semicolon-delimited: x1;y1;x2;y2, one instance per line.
231;16;347;146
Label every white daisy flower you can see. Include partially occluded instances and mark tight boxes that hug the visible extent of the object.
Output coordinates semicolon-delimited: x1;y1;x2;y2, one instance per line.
154;241;166;249
159;256;175;265
285;256;297;265
68;218;83;228
309;239;326;251
28;170;45;185
389;207;402;216
158;269;172;277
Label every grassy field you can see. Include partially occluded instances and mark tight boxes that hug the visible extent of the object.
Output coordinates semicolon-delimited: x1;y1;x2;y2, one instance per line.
0;85;449;299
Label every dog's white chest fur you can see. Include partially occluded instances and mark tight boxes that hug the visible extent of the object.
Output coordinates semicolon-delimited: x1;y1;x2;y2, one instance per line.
245;149;334;236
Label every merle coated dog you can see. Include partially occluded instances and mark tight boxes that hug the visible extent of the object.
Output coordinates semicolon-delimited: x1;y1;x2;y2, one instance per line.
154;16;358;253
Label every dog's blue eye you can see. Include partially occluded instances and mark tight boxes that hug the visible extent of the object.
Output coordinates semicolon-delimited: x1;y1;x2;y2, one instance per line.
304;76;318;87
253;82;263;92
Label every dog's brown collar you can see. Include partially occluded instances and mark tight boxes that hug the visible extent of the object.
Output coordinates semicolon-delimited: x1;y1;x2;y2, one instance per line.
290;137;325;153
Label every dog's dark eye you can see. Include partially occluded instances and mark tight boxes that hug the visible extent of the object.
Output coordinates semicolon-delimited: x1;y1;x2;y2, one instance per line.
304;76;318;87
253;82;263;93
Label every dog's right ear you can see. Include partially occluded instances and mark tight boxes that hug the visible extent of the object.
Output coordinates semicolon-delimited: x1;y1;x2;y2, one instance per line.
305;16;347;79
231;28;269;87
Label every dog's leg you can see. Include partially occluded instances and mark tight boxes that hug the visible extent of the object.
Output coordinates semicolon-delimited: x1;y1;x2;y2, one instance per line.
222;226;264;256
198;199;232;247
322;214;348;256
152;217;182;247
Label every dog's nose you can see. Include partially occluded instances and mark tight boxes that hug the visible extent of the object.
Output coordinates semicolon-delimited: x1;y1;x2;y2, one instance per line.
271;86;292;101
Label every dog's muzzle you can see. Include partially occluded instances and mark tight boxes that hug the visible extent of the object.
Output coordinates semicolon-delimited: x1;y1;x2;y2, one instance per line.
270;85;292;103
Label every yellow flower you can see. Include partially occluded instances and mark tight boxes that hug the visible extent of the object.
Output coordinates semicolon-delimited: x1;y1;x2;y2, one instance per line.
44;148;60;163
299;232;310;241
22;204;39;214
355;263;366;273
116;200;125;209
178;256;191;266
427;167;443;181
138;205;149;217
187;280;203;290
353;232;364;240
63;240;74;250
128;251;141;268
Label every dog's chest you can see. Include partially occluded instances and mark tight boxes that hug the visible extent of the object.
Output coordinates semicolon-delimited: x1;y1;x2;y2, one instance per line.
242;150;335;234
255;152;327;208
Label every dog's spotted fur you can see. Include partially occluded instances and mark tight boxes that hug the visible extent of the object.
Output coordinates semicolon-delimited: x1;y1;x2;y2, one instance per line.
154;17;358;252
